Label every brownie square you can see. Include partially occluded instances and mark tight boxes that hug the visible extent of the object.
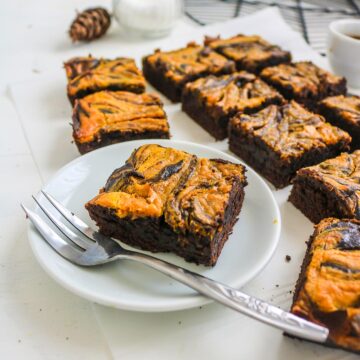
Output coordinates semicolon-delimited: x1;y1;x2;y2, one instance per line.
182;71;284;140
72;91;170;154
290;218;360;354
229;101;351;188
64;56;146;104
260;61;347;110
142;42;236;102
289;151;360;223
205;34;291;74
319;95;360;149
86;144;247;266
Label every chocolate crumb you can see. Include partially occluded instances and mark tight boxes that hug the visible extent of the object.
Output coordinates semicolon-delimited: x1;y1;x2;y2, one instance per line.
285;255;291;262
275;284;279;288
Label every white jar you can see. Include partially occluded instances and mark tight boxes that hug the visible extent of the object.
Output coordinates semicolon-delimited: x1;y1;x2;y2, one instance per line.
113;0;183;38
328;19;360;88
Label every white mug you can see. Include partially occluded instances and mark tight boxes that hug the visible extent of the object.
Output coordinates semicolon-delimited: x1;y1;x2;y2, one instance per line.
328;19;360;88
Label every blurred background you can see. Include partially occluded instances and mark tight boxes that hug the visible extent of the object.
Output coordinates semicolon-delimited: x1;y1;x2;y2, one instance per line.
184;0;360;54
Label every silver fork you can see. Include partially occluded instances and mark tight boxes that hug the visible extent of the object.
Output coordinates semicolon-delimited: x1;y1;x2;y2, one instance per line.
21;190;329;344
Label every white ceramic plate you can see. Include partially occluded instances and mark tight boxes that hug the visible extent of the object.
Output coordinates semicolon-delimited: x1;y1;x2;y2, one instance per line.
28;139;281;312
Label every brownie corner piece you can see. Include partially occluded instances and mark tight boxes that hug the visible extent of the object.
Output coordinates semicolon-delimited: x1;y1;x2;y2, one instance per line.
205;34;291;74
72;91;170;154
85;144;247;266
142;42;236;102
64;56;146;104
182;71;284;140
260;61;347;110
290;217;360;354
229;101;351;188
319;95;360;149
289;150;360;223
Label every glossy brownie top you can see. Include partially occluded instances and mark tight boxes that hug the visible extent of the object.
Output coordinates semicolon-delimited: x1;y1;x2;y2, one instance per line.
64;56;146;99
260;61;345;99
320;95;360;126
205;34;291;73
86;144;246;239
184;71;284;114
230;101;351;159
296;151;360;218
143;42;235;84
291;217;360;352
72;91;169;144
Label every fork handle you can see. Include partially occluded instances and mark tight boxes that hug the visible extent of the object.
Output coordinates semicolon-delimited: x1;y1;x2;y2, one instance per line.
119;251;328;343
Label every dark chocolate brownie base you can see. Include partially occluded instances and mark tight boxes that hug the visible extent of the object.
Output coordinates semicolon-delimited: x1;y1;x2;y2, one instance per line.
75;130;170;155
284;333;360;355
182;90;229;140
86;181;245;266
229;130;349;189
288;175;346;223
319;104;360;150
142;59;183;102
182;90;283;141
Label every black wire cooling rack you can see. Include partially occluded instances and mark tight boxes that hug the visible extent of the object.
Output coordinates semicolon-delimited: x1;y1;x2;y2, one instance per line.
184;0;360;55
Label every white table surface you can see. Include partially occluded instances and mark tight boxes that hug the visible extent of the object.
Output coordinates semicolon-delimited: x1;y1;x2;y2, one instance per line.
1;1;358;359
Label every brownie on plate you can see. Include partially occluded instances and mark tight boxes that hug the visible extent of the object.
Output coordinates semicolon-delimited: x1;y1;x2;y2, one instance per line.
260;61;347;110
142;42;236;102
182;71;284;140
64;56;146;104
205;34;291;74
228;101;351;189
291;218;360;354
289;151;360;223
319;95;360;149
86;144;247;266
72;91;170;154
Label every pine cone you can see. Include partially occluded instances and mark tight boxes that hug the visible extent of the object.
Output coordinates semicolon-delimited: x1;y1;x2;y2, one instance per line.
69;7;111;42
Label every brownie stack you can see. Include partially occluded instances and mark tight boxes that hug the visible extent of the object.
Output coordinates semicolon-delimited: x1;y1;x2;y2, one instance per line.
66;33;360;354
141;34;352;192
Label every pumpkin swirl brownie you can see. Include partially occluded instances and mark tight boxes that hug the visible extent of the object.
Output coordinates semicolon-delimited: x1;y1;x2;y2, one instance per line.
260;61;346;110
289;151;360;223
229;101;351;189
72;91;170;154
142;42;236;102
204;34;291;74
64;56;146;104
85;144;247;266
290;218;360;354
319;95;360;149
182;71;284;140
